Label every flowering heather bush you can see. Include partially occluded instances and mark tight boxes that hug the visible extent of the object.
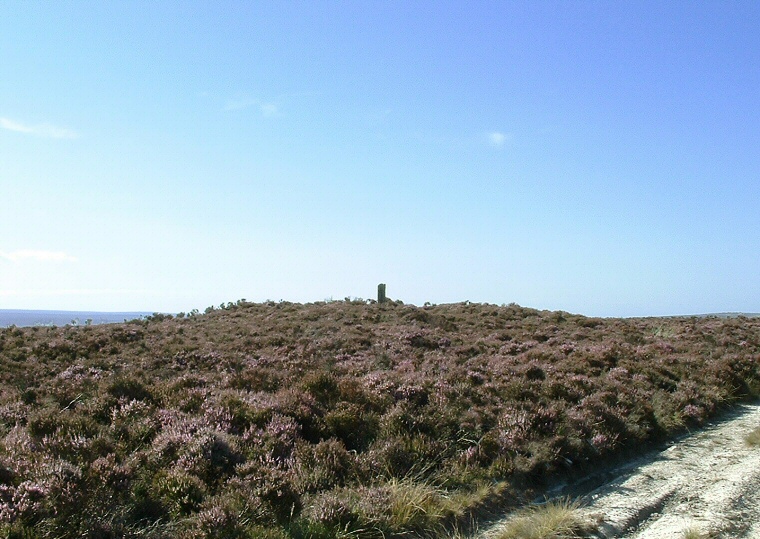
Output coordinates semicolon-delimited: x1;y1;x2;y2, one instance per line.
0;301;758;537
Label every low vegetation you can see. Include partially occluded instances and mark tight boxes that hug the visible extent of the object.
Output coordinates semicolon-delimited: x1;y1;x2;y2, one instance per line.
490;499;591;539
0;299;758;538
682;526;710;539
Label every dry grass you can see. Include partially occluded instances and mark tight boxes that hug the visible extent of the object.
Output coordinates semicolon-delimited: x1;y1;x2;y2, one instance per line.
385;477;486;531
682;526;710;539
491;499;592;539
744;426;760;447
386;478;448;530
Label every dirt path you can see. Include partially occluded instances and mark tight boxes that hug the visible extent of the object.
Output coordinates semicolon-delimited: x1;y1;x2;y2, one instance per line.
579;402;760;538
478;402;760;539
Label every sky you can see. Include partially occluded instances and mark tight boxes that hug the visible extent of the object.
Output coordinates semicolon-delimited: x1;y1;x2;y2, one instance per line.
1;1;759;317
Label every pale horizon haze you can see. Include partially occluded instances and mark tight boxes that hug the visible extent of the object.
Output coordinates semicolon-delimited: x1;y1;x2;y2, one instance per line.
2;1;759;317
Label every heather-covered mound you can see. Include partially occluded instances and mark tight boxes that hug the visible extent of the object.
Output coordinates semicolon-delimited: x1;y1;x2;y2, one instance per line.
0;300;758;538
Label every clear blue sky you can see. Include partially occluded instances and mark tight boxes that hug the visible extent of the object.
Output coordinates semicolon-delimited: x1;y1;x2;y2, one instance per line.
1;1;759;317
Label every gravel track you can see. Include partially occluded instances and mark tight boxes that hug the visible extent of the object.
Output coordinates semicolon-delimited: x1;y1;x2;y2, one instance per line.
580;402;760;538
478;402;760;539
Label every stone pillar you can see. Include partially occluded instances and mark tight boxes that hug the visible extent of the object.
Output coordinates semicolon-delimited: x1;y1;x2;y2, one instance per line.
378;283;387;303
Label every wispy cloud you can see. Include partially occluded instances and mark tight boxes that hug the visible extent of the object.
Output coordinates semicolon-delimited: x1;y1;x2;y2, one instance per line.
0;117;78;139
488;131;511;148
224;97;279;116
259;102;279;117
0;250;78;263
224;97;258;111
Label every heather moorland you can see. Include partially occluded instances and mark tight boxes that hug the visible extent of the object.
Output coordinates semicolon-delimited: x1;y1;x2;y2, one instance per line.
0;300;758;538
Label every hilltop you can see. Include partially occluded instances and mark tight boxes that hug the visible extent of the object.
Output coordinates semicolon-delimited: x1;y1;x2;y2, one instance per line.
0;299;758;538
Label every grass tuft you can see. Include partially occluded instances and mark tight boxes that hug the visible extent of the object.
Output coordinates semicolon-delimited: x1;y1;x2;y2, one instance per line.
682;526;709;539
744;426;760;447
492;499;591;539
386;478;449;531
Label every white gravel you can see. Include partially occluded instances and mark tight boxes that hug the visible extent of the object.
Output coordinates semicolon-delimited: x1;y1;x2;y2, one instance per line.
580;402;760;538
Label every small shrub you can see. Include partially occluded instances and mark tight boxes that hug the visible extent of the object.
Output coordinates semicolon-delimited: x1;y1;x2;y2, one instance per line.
292;439;354;493
27;408;98;442
302;490;359;529
129;475;167;523
27;409;62;438
107;376;152;402
227;367;282;392
189;431;241;480
323;402;379;451
191;490;268;539
273;389;324;442
301;372;339;406
88;454;133;491
234;462;300;523
153;468;207;517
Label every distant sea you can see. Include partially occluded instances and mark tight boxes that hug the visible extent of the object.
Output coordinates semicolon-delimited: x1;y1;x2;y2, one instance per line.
0;310;154;328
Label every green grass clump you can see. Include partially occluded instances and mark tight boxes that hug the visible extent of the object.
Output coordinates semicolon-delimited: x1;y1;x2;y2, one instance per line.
492;499;591;539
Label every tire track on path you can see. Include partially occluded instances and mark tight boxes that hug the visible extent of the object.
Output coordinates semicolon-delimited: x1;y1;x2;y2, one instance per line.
580;403;760;538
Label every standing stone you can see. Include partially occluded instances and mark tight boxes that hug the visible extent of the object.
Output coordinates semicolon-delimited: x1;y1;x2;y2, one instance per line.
378;283;387;303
